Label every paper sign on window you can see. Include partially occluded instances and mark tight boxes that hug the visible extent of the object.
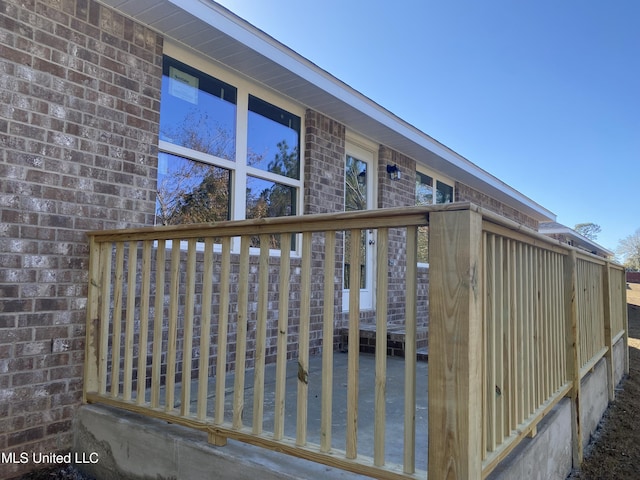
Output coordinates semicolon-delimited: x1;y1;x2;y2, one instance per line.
169;66;198;104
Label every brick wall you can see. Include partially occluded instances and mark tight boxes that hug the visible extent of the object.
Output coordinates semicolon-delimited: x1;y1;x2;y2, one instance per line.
303;110;345;336
455;182;539;230
0;0;162;477
378;146;420;326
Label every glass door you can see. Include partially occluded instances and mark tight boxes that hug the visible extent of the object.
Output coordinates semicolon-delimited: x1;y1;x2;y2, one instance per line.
343;153;374;310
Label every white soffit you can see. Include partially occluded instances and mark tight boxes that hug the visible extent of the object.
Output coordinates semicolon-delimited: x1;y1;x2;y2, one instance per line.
98;0;556;222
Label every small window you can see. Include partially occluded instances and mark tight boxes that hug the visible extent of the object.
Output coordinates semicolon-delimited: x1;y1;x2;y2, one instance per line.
436;181;453;204
415;171;454;263
415;172;433;263
416;172;433;206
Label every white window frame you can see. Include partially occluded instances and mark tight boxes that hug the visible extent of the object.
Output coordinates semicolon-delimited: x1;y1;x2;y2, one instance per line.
415;167;455;207
160;43;305;255
416;167;455;267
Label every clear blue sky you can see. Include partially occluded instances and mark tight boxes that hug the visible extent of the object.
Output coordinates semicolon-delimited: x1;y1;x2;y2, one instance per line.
216;0;639;254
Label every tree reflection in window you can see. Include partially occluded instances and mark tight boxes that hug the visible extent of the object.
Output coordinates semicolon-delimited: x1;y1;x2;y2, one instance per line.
416;172;433;263
436;180;453;204
156;152;230;226
247;95;300;179
344;156;367;289
157;58;301;250
246;175;296;248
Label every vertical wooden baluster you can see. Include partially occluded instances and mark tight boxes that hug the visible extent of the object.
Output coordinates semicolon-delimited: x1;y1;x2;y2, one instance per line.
495;236;504;442
197;238;214;421
274;234;292;440
373;227;388;467
516;243;524;425
166;242;181;411
508;239;516;431
123;241;138;402
346;228;361;459
320;232;336;453
253;235;269;434
111;242;125;398
180;238;197;416
233;236;250;430
214;237;231;429
485;233;496;454
136;240;152;405
404;226;417;474
522;245;531;418
151;240;165;408
297;232;312;446
542;249;549;404
98;242;112;396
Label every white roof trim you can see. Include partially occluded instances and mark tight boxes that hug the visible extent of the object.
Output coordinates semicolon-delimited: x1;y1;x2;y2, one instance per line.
539;223;614;257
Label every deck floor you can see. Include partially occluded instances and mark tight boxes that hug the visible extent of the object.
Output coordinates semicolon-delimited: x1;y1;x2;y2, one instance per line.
160;352;429;472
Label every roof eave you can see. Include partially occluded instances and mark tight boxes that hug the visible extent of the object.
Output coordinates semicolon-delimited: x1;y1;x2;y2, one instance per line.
100;0;556;223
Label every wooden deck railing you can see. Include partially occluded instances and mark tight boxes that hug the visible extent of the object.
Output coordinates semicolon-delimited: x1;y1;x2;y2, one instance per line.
84;203;629;480
427;206;628;479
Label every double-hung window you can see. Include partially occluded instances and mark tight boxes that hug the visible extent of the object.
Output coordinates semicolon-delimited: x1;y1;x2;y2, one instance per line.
156;55;302;247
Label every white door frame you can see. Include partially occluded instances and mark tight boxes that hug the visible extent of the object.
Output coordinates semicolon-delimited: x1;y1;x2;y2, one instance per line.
343;140;376;311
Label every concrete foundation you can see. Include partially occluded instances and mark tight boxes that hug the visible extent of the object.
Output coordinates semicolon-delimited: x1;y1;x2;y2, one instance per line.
580;358;609;450
487;336;627;480
613;335;627;387
73;404;368;480
487;399;572;480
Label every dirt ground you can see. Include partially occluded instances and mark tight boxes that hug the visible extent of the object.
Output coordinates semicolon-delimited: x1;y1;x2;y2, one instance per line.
567;283;640;479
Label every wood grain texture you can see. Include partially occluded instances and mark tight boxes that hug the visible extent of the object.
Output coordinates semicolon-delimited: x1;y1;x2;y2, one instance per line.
428;209;483;480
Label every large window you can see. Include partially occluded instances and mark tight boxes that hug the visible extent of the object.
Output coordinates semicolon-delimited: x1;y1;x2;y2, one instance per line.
157;55;302;246
416;170;455;263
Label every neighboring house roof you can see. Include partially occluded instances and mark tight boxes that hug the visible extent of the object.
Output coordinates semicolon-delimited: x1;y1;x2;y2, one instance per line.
539;222;614;258
101;0;556;223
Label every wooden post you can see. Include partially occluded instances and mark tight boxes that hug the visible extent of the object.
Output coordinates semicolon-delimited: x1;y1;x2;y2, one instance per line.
564;250;583;467
622;268;630;376
602;262;615;402
428;208;483;480
84;236;101;402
